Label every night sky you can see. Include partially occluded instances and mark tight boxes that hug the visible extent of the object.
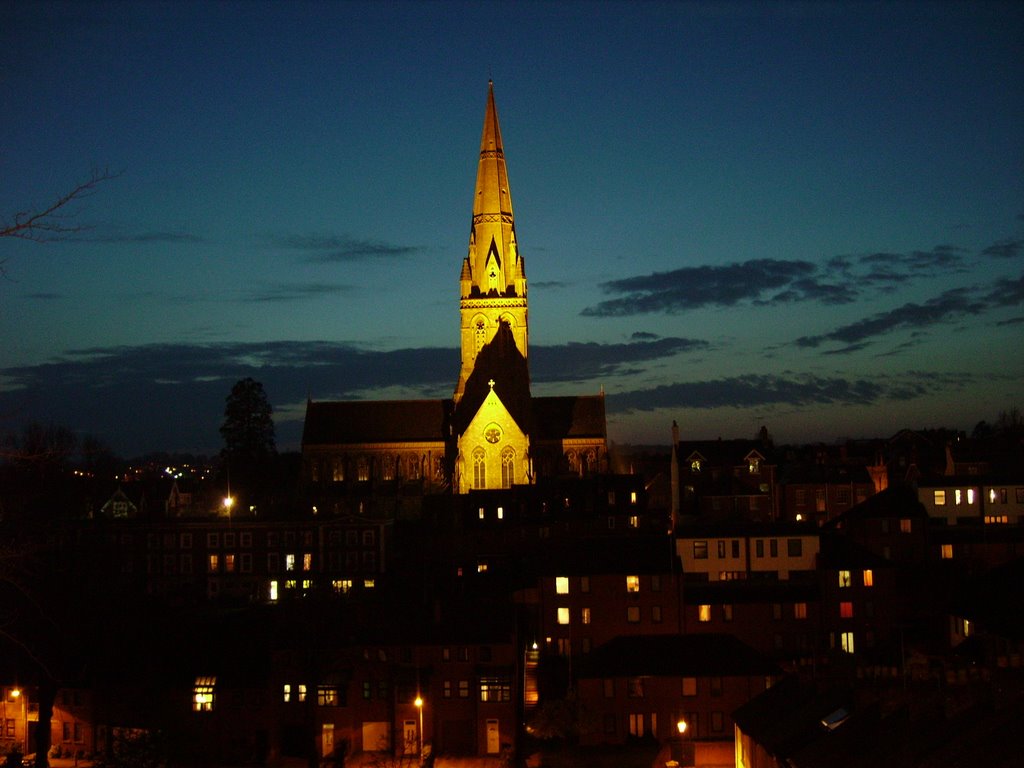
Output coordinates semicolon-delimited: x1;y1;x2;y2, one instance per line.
2;1;1022;458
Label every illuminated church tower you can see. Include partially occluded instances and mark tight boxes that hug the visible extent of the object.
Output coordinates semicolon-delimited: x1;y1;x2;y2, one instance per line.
453;81;533;493
302;82;607;501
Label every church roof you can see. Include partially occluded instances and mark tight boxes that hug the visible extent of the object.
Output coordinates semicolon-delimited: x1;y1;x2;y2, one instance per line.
531;395;607;441
302;399;450;447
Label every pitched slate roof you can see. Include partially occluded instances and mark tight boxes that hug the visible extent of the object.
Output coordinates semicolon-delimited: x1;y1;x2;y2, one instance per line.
577;633;779;678
532;395;607;440
302;399;450;446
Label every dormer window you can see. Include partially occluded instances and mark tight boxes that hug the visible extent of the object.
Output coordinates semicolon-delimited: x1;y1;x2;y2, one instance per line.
690;459;701;473
748;458;760;474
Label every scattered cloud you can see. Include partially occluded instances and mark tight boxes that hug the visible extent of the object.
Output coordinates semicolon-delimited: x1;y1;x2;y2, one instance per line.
980;238;1023;259
531;337;709;382
607;371;974;413
266;233;423;262
795;287;985;348
25;292;62;300
582;259;826;316
246;283;354;303
531;280;571;290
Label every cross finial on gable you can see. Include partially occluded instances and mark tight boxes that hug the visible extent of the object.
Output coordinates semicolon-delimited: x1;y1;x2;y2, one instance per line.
488;379;495;390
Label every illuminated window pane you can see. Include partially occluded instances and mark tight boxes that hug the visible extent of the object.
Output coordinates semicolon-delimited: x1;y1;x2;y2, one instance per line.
934;490;946;506
193;677;216;712
303;553;312;571
557;607;570;625
862;570;873;587
838;570;851;588
698;604;711;623
841;631;855;654
840;602;854;618
224;554;235;573
582;607;591;624
794;602;807;619
298;684;307;702
286;554;296;571
555;577;570;594
967;488;975;505
283;684;291;703
269;580;278;602
626;575;640;593
941;544;953;559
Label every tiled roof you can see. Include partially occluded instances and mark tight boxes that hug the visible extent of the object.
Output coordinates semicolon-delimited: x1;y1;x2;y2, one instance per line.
577;633;779;678
302;399;450;446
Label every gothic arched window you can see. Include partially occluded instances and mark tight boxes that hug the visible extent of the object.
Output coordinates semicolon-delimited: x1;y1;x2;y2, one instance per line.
501;447;515;489
473;448;486;490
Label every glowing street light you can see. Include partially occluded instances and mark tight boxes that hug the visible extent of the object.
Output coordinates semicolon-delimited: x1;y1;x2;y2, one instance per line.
676;718;688;735
414;695;424;756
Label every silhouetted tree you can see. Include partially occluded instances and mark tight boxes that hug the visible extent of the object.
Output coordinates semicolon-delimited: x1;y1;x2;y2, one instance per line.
220;378;276;500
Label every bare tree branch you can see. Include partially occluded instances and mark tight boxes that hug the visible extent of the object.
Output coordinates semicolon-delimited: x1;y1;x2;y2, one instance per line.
1;168;120;275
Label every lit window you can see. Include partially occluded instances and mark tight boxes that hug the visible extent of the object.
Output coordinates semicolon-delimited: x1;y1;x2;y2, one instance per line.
286;554;296;571
629;515;639;528
794;602;807;619
840;602;854;618
693;541;708;559
698;604;711;623
479;507;485;520
749;458;760;474
501;448;515;488
691;459;701;472
630;491;637;504
862;570;873;587
900;518;912;533
967;488;975;505
838;570;851;588
364;578;375;588
582;607;591;624
269;580;278;601
557;607;570;625
208;554;219;573
555;577;570;594
955;489;963;505
480;676;512;702
473;448;486;489
298;684;307;702
303;553;312;571
283;684;291;703
193;677;215;712
477;563;488;573
224;554;235;573
626;575;640;593
318;686;339;706
840;631;855;654
941;544;954;559
934;490;946;506
497;506;504;520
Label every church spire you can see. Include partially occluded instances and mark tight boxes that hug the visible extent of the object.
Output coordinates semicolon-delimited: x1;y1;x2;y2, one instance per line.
455;81;530;405
464;80;525;299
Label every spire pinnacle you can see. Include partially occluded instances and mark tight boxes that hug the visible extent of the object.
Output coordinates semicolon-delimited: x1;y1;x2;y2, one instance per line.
464;81;521;298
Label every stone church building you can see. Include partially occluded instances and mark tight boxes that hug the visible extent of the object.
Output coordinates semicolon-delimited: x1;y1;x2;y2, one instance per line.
302;83;607;501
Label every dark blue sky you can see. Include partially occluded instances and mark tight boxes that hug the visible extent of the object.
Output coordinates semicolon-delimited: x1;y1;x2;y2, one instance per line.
2;1;1022;457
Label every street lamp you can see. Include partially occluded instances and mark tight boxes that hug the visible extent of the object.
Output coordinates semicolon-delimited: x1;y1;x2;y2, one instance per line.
414;695;424;756
676;718;687;736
